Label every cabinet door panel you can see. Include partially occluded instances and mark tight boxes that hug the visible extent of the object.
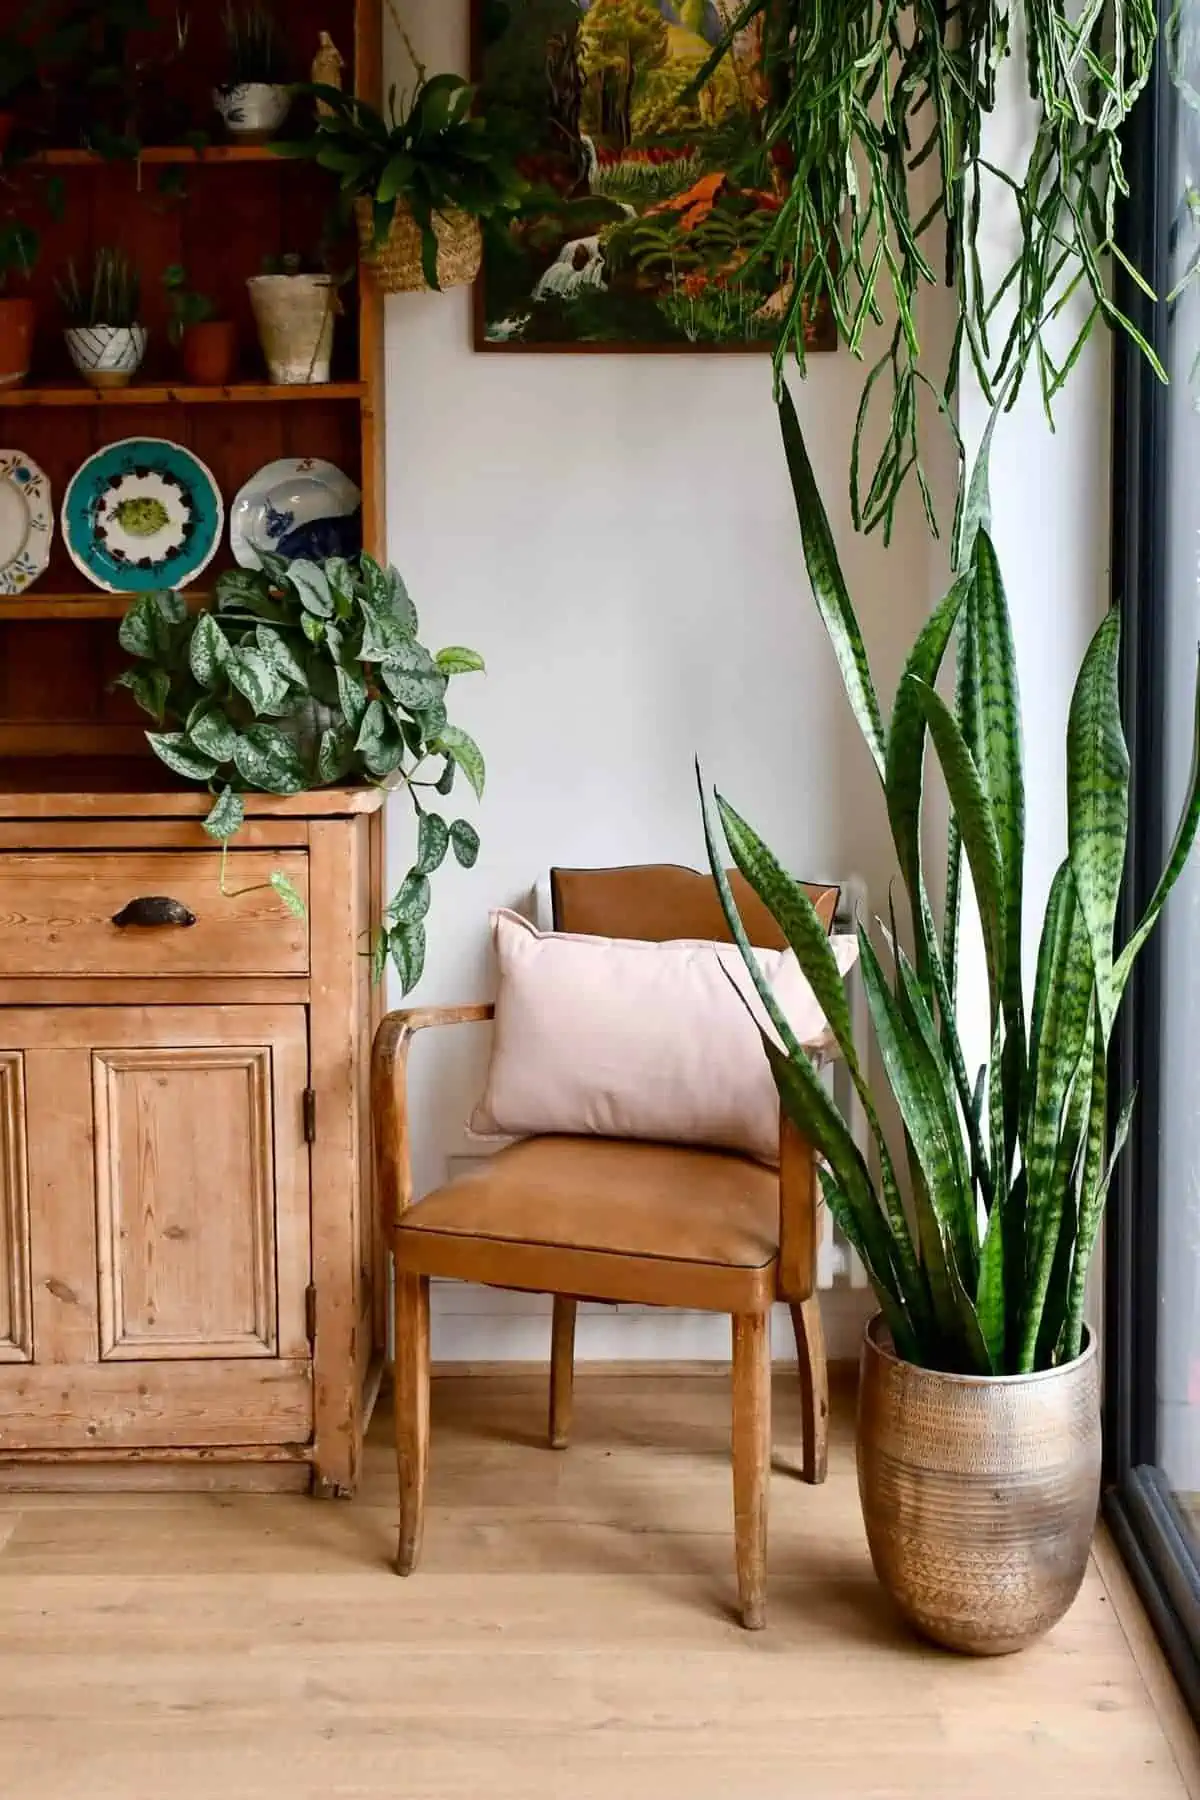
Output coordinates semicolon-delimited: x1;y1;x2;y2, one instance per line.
94;1046;278;1360
0;1052;30;1363
2;1006;313;1451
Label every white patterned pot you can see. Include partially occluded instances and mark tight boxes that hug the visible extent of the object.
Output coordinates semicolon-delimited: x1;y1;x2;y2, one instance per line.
247;275;335;386
64;324;148;390
213;82;291;139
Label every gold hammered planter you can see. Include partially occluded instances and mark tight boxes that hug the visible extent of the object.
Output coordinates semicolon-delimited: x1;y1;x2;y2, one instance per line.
354;197;482;295
857;1316;1101;1655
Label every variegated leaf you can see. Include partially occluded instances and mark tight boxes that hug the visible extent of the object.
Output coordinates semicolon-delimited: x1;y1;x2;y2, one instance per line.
1066;611;1128;1041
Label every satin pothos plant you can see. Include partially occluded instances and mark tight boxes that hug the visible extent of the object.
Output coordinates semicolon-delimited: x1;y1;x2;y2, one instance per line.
117;552;485;995
702;390;1200;1375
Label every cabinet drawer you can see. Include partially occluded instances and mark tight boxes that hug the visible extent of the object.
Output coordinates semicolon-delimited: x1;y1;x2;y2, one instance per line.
0;852;308;978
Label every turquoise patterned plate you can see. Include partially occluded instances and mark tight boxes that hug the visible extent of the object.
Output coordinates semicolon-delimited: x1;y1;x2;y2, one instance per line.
0;451;52;597
63;437;224;594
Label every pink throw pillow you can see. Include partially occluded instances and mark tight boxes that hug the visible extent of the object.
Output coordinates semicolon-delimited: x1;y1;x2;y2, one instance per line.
469;908;858;1165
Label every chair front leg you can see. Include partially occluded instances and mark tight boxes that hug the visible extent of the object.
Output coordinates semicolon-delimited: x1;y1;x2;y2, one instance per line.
731;1309;771;1630
549;1295;577;1450
394;1269;430;1576
790;1296;829;1485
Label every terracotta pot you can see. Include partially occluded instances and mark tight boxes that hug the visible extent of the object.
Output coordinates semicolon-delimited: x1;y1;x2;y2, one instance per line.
0;297;34;387
246;274;335;385
181;320;238;386
857;1315;1101;1655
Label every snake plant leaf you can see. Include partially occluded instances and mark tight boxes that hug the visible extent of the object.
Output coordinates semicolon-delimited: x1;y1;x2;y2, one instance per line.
885;570;971;986
764;1033;920;1339
1033;1079;1086;1370
906;1158;962;1353
943;579;982;992
817;1165;919;1365
976;1189;1007;1369
910;677;1008;1021
951;389;1000;577
705;775;926;1323
1113;647;1200;1006
1066;610;1128;1041
971;531;1025;1038
1063;1019;1136;1363
1020;866;1093;1368
778;383;886;777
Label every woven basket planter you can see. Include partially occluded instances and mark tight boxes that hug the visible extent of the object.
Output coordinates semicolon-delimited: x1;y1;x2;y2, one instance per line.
354;197;482;294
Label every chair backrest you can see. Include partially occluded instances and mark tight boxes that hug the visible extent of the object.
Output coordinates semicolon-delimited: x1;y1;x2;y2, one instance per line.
550;863;839;947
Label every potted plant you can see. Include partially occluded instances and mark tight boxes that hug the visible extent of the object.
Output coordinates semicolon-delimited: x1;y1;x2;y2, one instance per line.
57;247;145;389
701;392;1200;1656
114;551;486;992
277;58;524;294
0;219;36;386
162;264;237;386
247;250;339;385
214;1;291;142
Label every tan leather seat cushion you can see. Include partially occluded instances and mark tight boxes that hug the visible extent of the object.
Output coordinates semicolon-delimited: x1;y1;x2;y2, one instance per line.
395;1136;781;1312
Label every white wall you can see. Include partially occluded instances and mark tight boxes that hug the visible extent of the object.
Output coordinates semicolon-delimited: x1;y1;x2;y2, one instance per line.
379;3;1008;1365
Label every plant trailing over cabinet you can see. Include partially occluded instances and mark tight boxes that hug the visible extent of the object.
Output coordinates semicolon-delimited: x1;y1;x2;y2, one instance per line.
117;554;486;994
701;391;1200;1376
697;2;1162;538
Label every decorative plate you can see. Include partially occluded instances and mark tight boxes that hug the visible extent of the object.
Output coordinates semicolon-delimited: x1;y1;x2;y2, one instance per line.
63;438;224;594
229;457;361;569
0;451;52;597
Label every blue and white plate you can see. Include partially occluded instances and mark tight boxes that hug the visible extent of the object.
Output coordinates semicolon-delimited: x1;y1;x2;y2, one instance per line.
0;452;52;596
63;437;224;594
229;457;361;569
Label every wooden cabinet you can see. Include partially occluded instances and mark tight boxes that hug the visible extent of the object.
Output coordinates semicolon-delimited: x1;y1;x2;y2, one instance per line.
0;790;387;1493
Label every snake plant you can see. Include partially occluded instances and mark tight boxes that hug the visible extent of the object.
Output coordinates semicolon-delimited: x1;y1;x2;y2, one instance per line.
702;391;1200;1375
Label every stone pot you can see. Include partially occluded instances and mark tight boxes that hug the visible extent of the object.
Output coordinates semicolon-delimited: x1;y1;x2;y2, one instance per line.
247;274;335;386
0;297;35;387
213;82;291;140
64;323;148;390
857;1315;1101;1655
181;319;238;386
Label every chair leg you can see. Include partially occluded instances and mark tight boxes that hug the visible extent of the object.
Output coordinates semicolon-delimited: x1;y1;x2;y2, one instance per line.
731;1310;771;1631
549;1295;577;1450
791;1296;829;1485
394;1270;430;1576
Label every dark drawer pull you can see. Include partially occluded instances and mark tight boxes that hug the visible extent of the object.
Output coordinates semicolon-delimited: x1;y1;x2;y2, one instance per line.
111;896;197;930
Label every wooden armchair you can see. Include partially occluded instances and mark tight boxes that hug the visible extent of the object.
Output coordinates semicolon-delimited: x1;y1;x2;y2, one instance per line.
371;864;837;1629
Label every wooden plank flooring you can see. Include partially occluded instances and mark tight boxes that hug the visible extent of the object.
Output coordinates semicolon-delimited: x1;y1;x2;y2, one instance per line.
0;1371;1193;1800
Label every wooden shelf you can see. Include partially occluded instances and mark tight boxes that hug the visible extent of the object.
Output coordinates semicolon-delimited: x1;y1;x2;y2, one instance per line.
0;381;366;409
33;144;286;167
0;592;210;620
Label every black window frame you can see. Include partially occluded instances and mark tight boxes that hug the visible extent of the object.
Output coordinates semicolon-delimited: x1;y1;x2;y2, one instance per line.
1107;1;1200;1716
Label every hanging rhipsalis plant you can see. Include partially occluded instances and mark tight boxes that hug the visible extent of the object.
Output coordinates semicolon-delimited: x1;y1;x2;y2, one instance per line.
701;389;1200;1375
696;2;1162;540
116;553;485;995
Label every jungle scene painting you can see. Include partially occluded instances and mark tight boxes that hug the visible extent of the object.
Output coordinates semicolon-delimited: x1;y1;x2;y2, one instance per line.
474;0;831;351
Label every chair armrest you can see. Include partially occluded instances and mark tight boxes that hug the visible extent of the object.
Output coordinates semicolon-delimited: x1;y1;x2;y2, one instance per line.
777;1111;820;1302
372;1004;495;1230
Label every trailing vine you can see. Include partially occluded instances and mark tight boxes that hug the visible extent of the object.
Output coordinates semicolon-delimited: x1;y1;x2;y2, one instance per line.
699;1;1162;538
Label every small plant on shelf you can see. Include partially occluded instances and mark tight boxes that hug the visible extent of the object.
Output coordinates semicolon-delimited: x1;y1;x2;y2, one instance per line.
115;553;487;994
162;263;237;386
57;246;147;388
0;219;37;387
215;1;291;140
276;45;525;294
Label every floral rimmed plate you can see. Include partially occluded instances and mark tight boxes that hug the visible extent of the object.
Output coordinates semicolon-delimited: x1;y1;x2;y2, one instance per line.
229;457;361;569
0;451;52;597
63;438;224;594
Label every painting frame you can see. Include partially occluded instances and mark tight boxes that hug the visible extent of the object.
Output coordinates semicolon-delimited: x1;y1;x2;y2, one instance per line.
470;0;836;357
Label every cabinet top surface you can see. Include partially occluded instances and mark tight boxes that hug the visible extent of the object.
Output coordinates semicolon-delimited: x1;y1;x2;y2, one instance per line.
0;762;389;820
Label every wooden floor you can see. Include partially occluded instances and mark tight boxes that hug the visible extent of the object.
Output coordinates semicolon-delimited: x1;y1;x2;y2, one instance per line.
0;1371;1196;1800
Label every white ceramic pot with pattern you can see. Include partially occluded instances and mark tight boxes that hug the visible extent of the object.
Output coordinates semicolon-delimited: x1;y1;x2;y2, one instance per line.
213;82;291;139
64;324;148;390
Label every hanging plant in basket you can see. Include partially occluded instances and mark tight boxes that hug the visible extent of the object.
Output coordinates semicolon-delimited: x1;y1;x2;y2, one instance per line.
115;553;486;994
276;39;524;294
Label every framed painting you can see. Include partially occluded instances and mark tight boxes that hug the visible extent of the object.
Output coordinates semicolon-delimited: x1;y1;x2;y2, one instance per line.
472;0;835;354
